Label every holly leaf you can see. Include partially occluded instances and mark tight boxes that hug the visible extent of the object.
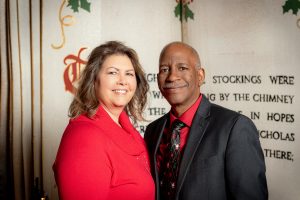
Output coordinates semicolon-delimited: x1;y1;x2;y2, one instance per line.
174;2;183;22
184;4;194;21
80;0;91;12
67;0;91;13
67;0;79;12
282;0;300;15
174;2;194;22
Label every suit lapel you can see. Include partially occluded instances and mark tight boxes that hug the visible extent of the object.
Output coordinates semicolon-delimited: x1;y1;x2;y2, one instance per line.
151;115;168;200
176;96;211;195
152;116;168;162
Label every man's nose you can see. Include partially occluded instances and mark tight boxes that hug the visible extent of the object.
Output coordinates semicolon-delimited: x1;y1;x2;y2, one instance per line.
166;68;179;81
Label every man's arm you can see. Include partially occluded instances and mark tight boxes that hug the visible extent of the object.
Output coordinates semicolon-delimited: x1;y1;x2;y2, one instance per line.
225;115;268;200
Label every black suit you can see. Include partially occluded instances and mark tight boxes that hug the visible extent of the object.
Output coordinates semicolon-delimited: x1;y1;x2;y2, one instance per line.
144;95;268;200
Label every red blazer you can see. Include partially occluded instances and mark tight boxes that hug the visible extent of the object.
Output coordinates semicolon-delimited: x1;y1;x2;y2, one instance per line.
53;106;155;200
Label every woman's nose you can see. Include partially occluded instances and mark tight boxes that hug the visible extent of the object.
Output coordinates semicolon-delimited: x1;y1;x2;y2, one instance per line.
117;74;127;85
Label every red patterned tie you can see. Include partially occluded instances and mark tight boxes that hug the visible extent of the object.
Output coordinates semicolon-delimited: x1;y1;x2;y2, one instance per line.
160;119;185;200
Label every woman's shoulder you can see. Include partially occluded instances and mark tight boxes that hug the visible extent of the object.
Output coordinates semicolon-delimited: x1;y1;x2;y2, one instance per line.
68;114;98;129
61;116;110;145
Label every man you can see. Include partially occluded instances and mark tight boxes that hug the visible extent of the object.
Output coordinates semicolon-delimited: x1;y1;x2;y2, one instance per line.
144;42;268;200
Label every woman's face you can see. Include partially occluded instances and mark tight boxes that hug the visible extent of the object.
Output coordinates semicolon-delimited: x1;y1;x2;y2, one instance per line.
95;54;137;112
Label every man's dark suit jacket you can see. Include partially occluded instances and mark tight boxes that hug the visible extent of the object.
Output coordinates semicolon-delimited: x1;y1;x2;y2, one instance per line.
144;95;268;200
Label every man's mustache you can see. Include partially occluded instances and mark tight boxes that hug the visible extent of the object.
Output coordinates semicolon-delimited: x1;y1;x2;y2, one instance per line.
162;83;188;89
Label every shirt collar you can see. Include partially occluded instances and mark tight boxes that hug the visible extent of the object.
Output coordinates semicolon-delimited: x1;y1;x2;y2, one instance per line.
169;94;202;128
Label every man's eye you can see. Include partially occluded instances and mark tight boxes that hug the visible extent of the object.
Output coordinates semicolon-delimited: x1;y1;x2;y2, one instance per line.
178;66;188;71
177;64;189;71
160;67;169;73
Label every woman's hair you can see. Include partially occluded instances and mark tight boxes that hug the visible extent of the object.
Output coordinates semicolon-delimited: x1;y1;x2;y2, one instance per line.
69;41;149;123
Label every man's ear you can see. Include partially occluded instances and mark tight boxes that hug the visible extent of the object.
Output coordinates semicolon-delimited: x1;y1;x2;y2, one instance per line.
198;67;205;86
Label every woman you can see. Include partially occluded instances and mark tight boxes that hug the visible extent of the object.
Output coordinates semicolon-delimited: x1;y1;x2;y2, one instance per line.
53;41;154;200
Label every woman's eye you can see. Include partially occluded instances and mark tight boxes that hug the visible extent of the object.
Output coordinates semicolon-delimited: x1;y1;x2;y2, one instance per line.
126;72;135;76
108;71;117;75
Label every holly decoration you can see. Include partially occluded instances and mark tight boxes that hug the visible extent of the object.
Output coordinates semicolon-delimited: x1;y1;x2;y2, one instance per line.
175;2;194;22
282;0;300;15
67;0;91;13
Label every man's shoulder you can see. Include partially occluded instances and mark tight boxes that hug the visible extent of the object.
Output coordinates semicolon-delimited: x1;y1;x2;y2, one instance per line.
209;102;253;125
199;95;241;119
210;103;239;115
147;114;168;128
144;114;168;141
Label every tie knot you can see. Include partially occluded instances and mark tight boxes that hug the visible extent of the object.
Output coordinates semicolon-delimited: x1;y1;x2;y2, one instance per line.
171;119;185;131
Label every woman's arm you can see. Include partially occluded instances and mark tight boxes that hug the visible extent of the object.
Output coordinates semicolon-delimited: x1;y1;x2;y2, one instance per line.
54;122;112;200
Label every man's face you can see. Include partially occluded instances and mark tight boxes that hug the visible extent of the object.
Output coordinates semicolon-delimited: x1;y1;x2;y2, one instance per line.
158;44;204;113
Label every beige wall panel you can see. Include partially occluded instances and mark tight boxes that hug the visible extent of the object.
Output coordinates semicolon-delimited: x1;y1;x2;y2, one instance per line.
42;0;181;199
188;1;300;199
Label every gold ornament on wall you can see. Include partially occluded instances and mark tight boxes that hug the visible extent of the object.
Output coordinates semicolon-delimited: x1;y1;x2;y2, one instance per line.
51;0;91;49
51;0;75;49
